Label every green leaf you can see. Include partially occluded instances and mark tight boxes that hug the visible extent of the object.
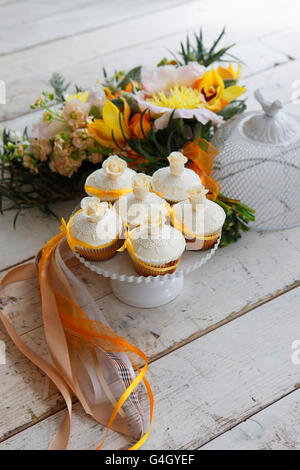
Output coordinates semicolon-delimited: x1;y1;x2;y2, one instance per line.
218;100;247;121
89;105;102;119
118;66;142;89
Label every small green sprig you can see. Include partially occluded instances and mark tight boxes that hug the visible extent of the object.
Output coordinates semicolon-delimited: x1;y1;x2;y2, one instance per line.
216;193;256;246
169;28;239;67
49;72;71;102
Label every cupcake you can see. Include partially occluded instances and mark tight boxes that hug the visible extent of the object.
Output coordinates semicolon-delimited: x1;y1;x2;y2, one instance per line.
114;173;167;227
151;151;202;203
123;209;185;277
85;155;136;201
171;186;225;250
62;197;123;261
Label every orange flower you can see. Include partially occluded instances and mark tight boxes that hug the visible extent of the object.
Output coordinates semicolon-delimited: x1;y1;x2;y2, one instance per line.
125;80;140;92
126;150;147;169
129;113;151;139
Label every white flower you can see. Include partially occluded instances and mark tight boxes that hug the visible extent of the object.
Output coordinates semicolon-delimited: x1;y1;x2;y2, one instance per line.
102;155;127;179
135;64;223;130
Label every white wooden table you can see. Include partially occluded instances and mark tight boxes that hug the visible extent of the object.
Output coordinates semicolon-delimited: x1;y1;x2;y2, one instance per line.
1;0;300;450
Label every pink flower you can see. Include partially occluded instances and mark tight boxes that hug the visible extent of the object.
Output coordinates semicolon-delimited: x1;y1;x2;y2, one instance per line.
31;138;52;161
135;64;223;130
62;99;89;129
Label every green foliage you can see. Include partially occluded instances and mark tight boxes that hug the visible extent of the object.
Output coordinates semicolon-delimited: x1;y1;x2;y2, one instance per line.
174;28;238;67
49;72;71;102
216;194;256;246
102;66;142;95
217;99;247;121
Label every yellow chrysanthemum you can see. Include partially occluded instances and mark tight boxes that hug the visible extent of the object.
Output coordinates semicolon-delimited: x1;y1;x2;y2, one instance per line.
147;85;205;110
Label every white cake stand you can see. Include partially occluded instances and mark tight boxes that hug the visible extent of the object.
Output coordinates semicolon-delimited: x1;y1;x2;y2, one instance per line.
75;236;220;308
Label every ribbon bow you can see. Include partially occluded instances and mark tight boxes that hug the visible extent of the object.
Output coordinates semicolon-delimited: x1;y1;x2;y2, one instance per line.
183;138;220;201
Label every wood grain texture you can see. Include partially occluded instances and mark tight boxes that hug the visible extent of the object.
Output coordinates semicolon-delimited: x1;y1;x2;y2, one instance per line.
0;225;300;442
0;0;297;122
0;0;189;55
201;390;300;450
1;287;300;449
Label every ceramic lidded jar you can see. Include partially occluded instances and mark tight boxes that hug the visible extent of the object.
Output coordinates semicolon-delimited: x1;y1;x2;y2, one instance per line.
85;155;136;202
151;151;202;203
114;173;166;227
212;89;300;230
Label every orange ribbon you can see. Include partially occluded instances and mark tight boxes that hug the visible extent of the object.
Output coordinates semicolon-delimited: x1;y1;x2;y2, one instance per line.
183;138;220;201
85;185;133;199
0;234;153;450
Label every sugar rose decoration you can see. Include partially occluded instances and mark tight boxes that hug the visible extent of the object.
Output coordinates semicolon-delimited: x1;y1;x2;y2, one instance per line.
133;173;151;200
81;197;108;221
188;186;208;209
133;174;151;188
103;155;127;179
168;151;188;176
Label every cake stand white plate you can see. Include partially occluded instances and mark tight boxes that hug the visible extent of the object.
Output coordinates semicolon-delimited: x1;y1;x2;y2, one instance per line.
75;236;220;308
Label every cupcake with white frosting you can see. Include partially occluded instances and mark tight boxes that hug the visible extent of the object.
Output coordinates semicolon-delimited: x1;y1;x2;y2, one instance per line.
85;155;136;201
151;151;202;203
63;197;123;260
114;173;167;227
124;209;185;277
171;186;225;250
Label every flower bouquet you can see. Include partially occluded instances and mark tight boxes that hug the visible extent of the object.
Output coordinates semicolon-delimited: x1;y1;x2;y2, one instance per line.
0;29;255;245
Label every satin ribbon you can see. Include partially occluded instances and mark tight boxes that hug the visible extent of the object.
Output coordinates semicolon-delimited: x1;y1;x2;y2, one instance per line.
85;185;133;199
183;138;220;201
170;207;221;241
0;234;153;450
61;210;122;252
118;226;180;274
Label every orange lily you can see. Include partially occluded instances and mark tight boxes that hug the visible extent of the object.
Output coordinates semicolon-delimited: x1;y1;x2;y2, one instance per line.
88;97;130;149
129;112;151;139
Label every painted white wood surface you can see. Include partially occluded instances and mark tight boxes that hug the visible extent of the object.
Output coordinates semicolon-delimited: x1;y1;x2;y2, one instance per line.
1;287;300;450
0;225;300;442
1;0;300;451
201;390;300;450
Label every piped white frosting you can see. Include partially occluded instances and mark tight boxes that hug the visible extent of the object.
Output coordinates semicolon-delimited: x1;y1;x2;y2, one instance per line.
70;197;123;246
130;210;185;265
172;194;226;237
85;155;136;201
114;174;166;226
151;152;202;202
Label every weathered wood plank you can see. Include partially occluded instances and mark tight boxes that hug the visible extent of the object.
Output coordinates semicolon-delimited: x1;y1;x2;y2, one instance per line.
0;0;187;55
0;225;300;442
1;287;300;449
201;390;300;450
0;1;294;122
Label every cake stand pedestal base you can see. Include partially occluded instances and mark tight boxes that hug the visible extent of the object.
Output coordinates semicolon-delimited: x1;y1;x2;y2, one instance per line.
110;276;184;308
